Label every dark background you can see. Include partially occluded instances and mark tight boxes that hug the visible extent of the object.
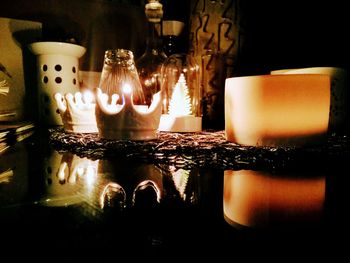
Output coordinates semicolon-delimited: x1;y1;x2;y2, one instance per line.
238;0;350;75
2;0;349;75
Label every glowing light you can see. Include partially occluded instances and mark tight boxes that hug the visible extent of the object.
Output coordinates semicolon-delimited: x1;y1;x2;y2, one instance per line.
84;165;97;190
123;83;132;94
95;87;162;140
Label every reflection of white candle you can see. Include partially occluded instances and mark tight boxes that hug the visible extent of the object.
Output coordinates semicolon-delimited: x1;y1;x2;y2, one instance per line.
223;170;325;228
158;73;202;132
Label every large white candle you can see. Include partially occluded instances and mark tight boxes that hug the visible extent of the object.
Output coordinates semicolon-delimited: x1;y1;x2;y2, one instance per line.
225;74;331;147
271;67;349;133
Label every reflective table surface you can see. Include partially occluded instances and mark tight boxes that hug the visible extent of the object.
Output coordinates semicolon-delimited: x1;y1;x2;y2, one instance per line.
1;129;349;260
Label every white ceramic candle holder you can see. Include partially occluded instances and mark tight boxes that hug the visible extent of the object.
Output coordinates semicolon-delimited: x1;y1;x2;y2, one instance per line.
29;41;86;126
95;87;162;140
225;74;331;147
54;91;98;133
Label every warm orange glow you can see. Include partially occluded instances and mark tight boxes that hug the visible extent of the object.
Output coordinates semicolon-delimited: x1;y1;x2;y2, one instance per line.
271;67;349;133
225;74;331;146
223;170;325;228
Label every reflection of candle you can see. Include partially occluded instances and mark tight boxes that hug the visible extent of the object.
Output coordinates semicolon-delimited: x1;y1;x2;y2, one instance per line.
42;152;99;207
158;73;202;132
223;170;325;228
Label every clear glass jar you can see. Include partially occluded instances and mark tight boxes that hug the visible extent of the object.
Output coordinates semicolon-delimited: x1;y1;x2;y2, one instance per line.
98;49;145;105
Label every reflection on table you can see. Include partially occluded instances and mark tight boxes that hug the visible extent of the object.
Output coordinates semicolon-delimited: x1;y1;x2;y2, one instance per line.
38;149;200;212
0;140;29;206
41;151;99;207
223;169;326;228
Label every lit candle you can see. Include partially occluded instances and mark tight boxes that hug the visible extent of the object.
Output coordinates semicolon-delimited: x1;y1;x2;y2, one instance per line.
95;84;162;140
122;83;132;105
122;83;149;113
158;73;202;132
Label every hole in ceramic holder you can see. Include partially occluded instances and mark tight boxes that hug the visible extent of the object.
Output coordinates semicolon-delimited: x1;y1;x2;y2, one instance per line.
55;77;62;84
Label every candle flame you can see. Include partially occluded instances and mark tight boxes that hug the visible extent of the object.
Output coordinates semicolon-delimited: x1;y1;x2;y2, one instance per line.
168;73;192;117
123;83;132;94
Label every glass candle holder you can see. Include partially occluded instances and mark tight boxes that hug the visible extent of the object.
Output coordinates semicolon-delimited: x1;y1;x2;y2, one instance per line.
158;53;202;132
99;49;145;105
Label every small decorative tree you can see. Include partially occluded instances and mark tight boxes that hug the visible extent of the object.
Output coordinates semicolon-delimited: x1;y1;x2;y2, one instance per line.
168;73;192;116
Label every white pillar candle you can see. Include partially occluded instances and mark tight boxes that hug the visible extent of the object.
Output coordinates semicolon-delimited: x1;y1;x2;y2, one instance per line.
271;67;349;133
225;74;331;147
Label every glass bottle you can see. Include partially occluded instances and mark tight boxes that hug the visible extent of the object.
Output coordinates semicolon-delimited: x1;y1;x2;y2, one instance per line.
136;0;167;106
98;49;145;105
